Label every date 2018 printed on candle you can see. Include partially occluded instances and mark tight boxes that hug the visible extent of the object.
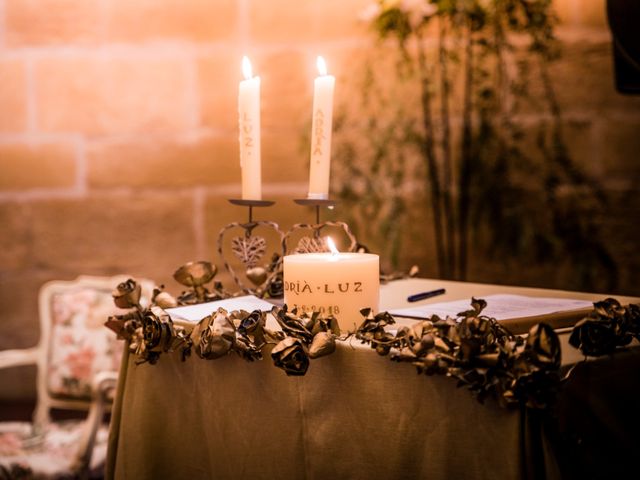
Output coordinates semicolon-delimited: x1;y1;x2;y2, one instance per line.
289;303;341;315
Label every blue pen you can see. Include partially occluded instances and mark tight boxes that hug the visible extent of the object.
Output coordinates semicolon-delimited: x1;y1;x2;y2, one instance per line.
407;288;446;303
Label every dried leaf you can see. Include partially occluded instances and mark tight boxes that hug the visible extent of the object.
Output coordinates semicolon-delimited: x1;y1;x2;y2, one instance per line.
295;236;328;253
231;235;267;268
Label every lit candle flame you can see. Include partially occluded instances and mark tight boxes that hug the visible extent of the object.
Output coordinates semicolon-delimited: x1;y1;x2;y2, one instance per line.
316;56;327;76
242;56;253;80
326;237;339;255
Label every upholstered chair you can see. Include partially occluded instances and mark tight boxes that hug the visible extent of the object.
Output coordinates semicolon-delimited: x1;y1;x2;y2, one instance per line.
0;275;153;479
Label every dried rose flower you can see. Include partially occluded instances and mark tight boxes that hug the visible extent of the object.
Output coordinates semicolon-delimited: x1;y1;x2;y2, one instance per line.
272;306;314;342
142;306;175;353
458;316;494;360
569;317;617;357
192;309;236;360
357;309;395;333
625;304;640;338
271;337;309;376
525;323;560;368
233;309;269;352
237;310;265;335
112;279;142;309
398;321;434;355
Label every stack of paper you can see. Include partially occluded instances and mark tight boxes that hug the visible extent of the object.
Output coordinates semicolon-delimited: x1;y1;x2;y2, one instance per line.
389;294;593;333
166;296;277;323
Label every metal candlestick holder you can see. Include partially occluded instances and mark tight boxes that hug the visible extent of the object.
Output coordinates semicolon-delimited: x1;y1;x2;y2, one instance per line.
217;199;285;297
284;198;358;253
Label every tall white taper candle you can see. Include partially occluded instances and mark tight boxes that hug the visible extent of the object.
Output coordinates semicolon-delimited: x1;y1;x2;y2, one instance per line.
238;56;262;200
308;56;335;200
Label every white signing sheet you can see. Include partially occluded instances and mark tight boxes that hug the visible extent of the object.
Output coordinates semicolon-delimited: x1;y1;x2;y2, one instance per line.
389;294;593;321
166;295;276;323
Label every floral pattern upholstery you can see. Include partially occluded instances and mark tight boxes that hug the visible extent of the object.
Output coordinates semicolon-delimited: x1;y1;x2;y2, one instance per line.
0;421;108;479
47;288;124;400
0;277;150;479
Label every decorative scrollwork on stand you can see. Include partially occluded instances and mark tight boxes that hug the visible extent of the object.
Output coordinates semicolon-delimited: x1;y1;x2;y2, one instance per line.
285;198;359;254
284;221;359;254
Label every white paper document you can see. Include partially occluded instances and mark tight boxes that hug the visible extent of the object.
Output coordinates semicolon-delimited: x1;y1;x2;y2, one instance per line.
388;294;593;321
166;295;276;323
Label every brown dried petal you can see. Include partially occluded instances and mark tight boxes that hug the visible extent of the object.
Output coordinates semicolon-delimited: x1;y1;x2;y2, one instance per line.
593;298;621;317
411;333;435;356
375;343;391;356
154;291;178;309
105;316;126;339
233;336;263;361
308;332;336;359
390;350;417;362
358;309;396;332
129;326;145;355
433;336;450;352
458;297;488;317
476;353;500;367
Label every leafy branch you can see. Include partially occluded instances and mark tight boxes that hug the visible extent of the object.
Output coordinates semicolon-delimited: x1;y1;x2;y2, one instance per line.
332;0;615;291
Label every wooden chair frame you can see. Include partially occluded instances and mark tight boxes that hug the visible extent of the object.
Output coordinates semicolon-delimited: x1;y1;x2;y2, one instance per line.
0;275;152;477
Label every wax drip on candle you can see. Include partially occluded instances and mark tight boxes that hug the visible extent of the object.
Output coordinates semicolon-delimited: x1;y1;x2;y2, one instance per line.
326;237;339;256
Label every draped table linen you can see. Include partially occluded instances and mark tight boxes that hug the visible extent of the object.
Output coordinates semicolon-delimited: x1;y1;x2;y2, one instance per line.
106;278;640;480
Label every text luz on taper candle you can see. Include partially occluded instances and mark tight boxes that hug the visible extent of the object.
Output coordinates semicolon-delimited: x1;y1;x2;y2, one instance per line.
238;56;262;200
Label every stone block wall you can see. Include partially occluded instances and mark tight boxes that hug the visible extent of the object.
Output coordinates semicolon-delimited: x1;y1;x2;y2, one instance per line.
0;0;638;399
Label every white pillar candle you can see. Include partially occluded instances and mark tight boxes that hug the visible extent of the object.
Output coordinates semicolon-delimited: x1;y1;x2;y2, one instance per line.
283;240;379;331
238;56;262;200
307;56;335;200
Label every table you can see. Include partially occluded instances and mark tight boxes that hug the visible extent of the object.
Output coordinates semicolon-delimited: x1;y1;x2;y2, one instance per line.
106;279;640;479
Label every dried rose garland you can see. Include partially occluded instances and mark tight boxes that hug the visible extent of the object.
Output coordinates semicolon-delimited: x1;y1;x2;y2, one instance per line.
569;298;640;356
106;279;640;409
106;281;340;371
355;300;562;409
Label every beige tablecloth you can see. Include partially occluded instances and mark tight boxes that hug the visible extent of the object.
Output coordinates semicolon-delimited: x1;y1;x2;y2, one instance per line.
106;279;639;479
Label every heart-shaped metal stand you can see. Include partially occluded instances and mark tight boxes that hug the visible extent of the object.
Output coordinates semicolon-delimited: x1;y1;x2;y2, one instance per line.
218;200;285;297
284;199;358;254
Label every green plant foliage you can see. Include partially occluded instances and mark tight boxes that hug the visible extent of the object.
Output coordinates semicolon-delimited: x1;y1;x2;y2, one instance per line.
331;0;615;291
